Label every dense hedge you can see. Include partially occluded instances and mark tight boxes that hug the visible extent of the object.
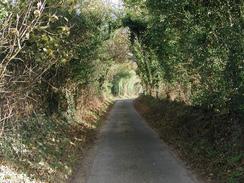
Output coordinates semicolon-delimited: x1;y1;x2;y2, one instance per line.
0;0;130;129
124;0;244;117
0;0;137;181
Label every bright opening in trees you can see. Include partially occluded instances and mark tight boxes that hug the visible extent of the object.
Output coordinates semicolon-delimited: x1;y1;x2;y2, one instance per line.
0;0;243;182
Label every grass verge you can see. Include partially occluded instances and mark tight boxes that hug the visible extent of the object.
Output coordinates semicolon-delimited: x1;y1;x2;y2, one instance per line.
0;97;113;183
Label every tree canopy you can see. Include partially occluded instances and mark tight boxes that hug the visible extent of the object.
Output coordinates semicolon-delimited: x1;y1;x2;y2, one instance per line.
123;0;244;116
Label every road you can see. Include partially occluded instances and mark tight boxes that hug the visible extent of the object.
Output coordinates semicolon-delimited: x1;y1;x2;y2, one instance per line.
71;99;201;183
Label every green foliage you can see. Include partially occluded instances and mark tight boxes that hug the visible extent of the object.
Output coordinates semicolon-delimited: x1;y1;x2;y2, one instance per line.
132;39;162;96
111;63;141;96
0;2;8;21
0;0;133;181
124;0;244;116
0;0;121;121
126;2;244;181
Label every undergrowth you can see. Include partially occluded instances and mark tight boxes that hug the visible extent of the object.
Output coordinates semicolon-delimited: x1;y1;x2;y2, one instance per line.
135;95;243;183
0;97;113;183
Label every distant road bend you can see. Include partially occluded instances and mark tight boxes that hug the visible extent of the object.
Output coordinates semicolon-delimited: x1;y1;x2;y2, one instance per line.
71;99;202;183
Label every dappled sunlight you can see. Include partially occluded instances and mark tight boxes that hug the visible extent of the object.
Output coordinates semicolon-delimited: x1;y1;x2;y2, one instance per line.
0;0;243;182
0;97;112;183
0;165;41;183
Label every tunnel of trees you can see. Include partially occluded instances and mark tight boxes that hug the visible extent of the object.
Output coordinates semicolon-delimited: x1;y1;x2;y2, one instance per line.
0;0;243;183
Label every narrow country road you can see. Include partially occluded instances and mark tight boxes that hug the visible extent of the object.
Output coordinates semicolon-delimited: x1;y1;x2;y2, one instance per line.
72;100;201;183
